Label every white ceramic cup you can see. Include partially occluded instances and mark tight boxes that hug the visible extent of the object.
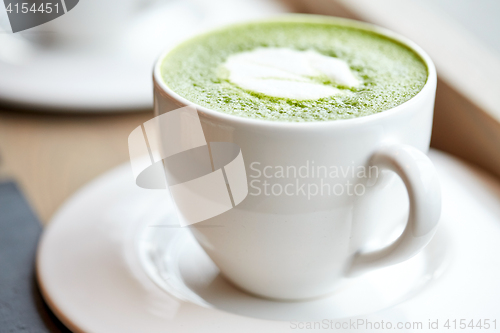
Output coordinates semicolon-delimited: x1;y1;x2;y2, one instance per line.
152;16;440;300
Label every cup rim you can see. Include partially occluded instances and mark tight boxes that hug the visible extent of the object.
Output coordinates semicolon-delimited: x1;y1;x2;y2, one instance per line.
153;14;437;130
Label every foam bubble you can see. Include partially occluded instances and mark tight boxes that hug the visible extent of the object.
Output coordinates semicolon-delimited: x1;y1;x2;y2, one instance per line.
221;47;359;100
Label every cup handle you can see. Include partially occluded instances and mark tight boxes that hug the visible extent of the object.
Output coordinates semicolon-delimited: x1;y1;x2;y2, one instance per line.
346;144;441;277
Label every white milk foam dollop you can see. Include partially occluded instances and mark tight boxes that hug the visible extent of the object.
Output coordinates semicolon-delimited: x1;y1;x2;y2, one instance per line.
221;47;359;100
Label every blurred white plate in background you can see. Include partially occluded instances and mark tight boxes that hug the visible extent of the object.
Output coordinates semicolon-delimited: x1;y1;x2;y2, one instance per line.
0;0;288;112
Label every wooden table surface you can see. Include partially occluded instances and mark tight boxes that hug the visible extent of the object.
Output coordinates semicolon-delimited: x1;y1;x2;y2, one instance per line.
0;108;153;224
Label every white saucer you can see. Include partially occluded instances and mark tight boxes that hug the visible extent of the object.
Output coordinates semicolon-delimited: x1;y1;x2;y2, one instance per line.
0;0;286;112
37;149;500;332
139;221;450;322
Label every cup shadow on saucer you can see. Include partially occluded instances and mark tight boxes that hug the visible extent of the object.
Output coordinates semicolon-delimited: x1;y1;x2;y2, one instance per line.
138;216;451;322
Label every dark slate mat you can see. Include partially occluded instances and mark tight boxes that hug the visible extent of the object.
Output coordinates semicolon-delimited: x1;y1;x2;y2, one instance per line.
0;181;71;333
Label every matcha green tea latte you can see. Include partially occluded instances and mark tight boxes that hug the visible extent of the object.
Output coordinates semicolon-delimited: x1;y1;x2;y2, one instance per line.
160;16;428;122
